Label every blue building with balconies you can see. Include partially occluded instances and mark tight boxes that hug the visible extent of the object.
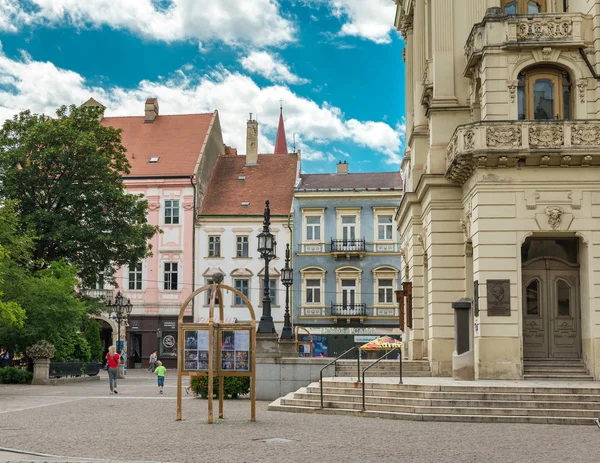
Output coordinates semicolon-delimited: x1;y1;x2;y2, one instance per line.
292;161;403;356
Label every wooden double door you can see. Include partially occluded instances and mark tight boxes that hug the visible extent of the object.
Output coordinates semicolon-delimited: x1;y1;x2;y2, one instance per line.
522;257;581;358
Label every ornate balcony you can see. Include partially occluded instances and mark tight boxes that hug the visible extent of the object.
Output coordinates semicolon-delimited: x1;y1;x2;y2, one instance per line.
331;302;367;317
330;238;366;260
465;12;591;75
81;288;114;301
445;120;600;184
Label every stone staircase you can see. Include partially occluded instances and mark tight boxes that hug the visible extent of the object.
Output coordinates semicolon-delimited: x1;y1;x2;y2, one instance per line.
523;358;593;381
334;359;431;377
269;379;600;425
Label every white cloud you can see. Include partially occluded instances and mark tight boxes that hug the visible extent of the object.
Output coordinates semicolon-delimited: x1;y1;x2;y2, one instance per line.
333;147;350;158
304;0;397;44
240;51;308;85
1;0;296;47
0;47;403;165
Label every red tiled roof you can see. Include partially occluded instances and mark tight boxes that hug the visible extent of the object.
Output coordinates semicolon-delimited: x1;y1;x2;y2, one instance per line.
200;154;299;216
297;172;402;191
101;112;215;177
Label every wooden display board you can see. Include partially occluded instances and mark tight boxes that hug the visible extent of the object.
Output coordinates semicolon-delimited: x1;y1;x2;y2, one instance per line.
176;274;256;423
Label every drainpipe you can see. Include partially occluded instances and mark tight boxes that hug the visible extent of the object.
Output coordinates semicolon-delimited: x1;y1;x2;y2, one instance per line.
190;175;197;320
579;48;600;80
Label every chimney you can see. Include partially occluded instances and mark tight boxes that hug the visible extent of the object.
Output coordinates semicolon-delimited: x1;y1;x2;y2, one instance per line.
144;98;159;123
246;113;258;166
337;160;348;174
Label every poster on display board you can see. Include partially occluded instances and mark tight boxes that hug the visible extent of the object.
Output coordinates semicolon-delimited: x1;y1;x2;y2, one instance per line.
221;330;250;371
183;329;215;371
300;335;328;357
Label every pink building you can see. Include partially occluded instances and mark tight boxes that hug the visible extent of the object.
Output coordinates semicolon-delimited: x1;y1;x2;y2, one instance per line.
95;98;225;369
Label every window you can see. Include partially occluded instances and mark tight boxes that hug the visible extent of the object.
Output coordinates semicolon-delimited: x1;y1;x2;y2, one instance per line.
517;67;571;120
306;279;321;304
163;262;178;291
234;279;249;305
236;236;249;258
526;280;539;315
378;215;393;241
306;216;321;241
502;0;545;14
341;216;357;241
557;280;571;316
128;262;143;290
205;280;220;305
159;331;177;357
378;279;394;304
164;200;180;225
261;279;277;306
208;236;221;257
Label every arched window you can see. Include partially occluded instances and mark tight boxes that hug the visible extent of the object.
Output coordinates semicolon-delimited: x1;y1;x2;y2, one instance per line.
502;0;546;14
517;67;572;120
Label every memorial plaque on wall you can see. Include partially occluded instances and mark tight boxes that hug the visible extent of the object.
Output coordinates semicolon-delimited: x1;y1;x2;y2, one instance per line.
486;279;511;316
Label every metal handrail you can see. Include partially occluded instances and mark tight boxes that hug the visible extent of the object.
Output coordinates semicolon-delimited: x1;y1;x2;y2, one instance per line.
330;302;367;316
319;346;361;409
361;348;403;411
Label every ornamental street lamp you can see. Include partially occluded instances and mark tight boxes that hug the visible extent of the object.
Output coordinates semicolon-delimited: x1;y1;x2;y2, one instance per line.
107;291;133;354
280;243;294;340
257;200;276;334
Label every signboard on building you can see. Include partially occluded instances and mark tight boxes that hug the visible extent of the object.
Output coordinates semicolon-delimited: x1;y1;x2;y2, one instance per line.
354;335;379;343
486;279;511;316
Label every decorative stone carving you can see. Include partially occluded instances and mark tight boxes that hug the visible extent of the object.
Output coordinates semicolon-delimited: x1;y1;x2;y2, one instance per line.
446;137;457;163
399;15;413;39
459;212;472;242
571;125;600;146
561;155;572;166
541;47;552;61
582;155;593;167
183;203;194;211
498;156;508;167
486;126;521;148
464;129;475;151
576;80;588;103
517;18;572;40
148;202;160;211
540;155;551;167
546;207;564;230
478;156;487;167
529;125;564;148
507;80;518;103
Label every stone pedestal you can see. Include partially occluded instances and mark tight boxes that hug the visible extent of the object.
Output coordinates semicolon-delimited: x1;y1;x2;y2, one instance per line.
117;363;125;379
256;333;282;359
278;339;297;356
32;358;50;385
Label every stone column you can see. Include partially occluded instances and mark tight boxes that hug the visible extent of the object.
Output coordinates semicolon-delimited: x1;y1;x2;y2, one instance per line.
32;358;50;385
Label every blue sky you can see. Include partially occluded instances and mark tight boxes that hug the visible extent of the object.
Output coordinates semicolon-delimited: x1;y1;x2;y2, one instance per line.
0;0;406;173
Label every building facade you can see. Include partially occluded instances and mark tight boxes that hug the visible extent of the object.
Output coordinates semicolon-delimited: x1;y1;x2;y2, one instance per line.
395;0;600;379
293;162;403;357
196;112;300;331
93;98;224;368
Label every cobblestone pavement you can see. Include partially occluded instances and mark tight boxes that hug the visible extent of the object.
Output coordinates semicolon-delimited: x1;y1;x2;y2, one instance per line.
0;371;598;463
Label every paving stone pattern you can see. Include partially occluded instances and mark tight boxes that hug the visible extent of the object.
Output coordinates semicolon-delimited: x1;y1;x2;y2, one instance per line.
0;371;598;463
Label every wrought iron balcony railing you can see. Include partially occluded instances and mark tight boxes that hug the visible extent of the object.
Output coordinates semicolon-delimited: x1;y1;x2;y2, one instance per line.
331;302;367;317
81;288;114;301
330;238;366;253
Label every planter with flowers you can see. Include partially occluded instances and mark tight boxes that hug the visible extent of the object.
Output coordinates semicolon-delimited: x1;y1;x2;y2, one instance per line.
26;341;55;385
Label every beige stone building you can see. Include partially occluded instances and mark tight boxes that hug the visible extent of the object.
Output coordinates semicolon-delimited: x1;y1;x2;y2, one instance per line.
395;0;600;379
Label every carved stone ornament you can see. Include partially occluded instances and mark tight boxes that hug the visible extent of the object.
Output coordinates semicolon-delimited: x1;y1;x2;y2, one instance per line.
542;47;552;61
148;202;160;211
459;213;472;242
507;80;518;103
516;18;572;40
183;203;194;211
446;137;457;163
464;129;475;151
529;125;564;148
399;15;413;39
576;80;588;104
546;206;563;230
571;124;600;146
486;126;521;148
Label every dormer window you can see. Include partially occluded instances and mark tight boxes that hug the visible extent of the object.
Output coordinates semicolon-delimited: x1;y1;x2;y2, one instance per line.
502;0;545;14
517;66;572;120
149;156;160;163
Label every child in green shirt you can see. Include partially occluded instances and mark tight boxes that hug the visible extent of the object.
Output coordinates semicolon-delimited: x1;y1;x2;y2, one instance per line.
155;361;166;394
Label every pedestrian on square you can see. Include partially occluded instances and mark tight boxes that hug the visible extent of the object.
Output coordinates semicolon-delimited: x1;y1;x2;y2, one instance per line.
155;360;166;394
0;349;9;368
148;351;157;372
105;345;120;395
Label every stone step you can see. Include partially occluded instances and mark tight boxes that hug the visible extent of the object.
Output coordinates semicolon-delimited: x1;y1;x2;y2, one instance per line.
337;360;430;365
269;398;596;425
297;391;600;410
318;380;600;395
335;372;432;377
524;368;590;374
336;364;431;369
523;375;594;381
306;386;600;403
280;397;600;418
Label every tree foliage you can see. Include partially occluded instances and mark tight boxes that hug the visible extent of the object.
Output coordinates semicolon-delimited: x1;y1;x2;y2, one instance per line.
85;320;104;362
0;105;159;286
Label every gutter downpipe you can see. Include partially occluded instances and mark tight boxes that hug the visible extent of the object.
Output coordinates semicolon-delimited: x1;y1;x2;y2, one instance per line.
190;175;197;320
579;48;600;80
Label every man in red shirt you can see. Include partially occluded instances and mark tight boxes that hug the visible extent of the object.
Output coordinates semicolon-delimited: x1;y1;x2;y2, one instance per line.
105;345;120;394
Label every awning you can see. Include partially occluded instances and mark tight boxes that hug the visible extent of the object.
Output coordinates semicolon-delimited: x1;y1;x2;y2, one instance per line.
359;336;403;351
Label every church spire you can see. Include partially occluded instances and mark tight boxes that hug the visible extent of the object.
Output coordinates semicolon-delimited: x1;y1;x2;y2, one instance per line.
274;103;288;155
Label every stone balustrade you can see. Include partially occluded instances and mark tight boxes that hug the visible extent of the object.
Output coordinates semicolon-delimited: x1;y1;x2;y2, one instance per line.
465;13;591;75
446;120;600;184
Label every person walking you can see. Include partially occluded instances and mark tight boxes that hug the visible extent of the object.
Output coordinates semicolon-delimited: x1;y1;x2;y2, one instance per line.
148;351;157;373
0;349;8;368
155;360;166;394
105;345;120;395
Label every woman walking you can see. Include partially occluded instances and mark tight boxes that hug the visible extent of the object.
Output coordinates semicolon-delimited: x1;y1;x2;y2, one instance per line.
148;351;157;372
105;345;120;395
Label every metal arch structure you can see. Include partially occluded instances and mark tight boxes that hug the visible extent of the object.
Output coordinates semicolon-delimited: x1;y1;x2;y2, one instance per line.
176;276;257;423
294;326;313;357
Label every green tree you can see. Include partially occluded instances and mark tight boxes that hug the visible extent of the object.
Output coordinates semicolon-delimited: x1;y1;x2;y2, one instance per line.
85;320;104;362
0;105;159;286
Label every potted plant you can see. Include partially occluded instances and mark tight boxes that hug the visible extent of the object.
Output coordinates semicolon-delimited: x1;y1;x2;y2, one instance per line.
26;341;56;385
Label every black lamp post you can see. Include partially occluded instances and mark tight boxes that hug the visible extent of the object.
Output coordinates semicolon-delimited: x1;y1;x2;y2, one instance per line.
257;200;276;334
107;291;133;354
280;243;294;340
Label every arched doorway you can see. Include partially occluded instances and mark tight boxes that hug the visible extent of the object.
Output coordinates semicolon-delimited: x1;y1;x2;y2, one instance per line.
522;238;581;359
